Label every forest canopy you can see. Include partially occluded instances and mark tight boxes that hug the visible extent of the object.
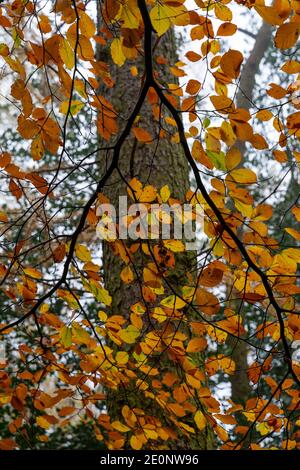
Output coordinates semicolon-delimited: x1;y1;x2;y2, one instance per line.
0;0;299;451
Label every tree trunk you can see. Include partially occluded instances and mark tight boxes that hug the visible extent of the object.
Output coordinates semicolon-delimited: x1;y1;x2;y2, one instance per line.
96;12;213;449
228;22;273;406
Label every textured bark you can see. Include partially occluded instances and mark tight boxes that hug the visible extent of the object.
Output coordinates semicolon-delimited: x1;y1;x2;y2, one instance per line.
96;14;213;449
228;22;273;406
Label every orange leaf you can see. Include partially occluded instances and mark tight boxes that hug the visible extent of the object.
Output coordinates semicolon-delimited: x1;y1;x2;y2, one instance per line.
220;49;243;79
130;434;143;450
186;337;207;353
275;22;299;50
120;266;134;284
132;127;153;142
217;22;237;36
186;79;201;95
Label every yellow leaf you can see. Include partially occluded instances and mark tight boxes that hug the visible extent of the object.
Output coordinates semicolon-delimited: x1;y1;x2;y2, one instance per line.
23;267;42;279
215;4;232;21
160;184;171;202
194;410;206;431
119;325;140;344
163;240;185;252
97;286;112;306
59;38;74;70
207;325;227;343
292;206;300;221
161;295;186;310
36;416;51;430
75;244;91;262
98;310;107;322
120;0;140;29
77;35;94;61
111;38;126;67
284;227;300;241
150;4;171;36
79;12;96;38
210;95;234;112
144;427;158;440
116;351;129;365
230;168;257;184
283;439;296;450
0;43;9;57
112;421;131;432
281;60;300;74
60;326;72;348
60;100;84;116
30;135;45;161
234;200;253;218
72;322;90;345
130;434;143;450
256;421;272;436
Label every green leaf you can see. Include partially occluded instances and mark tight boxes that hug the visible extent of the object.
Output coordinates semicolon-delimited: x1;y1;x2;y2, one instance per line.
206;150;226;170
60;326;72;348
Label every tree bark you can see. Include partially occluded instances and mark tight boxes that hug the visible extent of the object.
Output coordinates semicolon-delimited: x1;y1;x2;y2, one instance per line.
96;11;213;449
228;21;273;406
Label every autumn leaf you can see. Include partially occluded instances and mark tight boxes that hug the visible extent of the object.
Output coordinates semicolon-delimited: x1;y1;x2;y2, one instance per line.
79;12;96;39
75;244;92;262
161;295;186;310
163;240;185;252
96;286;112;306
194;410;206;431
217;22;237;36
59;38;74;69
275;23;299;50
220;49;243;79
0;0;299;453
119;325;140;344
60;326;72;348
160;184;171;202
120;266;134;284
111;38;126;67
186;79;201;95
132;127;153;143
229;168;257;184
60;100;84;116
186;337;207;353
0;211;8;223
150;4;171;36
130;434;143;450
23;268;42;279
